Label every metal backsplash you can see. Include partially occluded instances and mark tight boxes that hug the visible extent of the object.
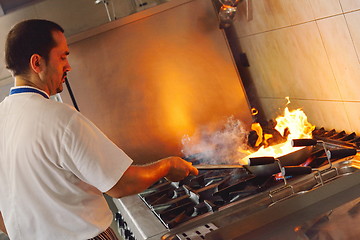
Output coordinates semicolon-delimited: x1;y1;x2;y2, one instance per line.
62;0;252;164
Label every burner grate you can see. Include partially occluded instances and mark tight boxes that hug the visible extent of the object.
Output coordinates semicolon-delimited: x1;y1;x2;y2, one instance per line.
138;169;274;229
313;128;360;149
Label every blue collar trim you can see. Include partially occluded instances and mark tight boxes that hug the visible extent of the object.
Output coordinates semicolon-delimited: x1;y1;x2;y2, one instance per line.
9;87;49;99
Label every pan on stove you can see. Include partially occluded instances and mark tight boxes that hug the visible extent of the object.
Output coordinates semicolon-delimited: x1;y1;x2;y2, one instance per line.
244;138;360;177
243;145;313;177
192;145;313;177
193;139;359;177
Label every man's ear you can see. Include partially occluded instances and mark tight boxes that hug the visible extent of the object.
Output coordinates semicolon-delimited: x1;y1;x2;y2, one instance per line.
30;54;43;73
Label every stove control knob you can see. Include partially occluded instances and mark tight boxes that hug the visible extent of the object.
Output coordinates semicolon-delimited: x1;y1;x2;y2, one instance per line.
115;212;122;221
124;229;132;238
115;212;125;228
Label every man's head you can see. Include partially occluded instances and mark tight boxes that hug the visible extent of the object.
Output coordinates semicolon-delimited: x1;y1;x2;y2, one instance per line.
5;19;71;95
5;19;64;76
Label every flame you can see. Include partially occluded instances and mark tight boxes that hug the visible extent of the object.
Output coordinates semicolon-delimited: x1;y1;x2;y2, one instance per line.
251;123;263;147
285;96;291;105
276;107;314;140
239;106;315;165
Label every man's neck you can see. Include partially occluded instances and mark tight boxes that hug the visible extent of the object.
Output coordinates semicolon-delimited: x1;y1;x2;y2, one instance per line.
14;76;45;92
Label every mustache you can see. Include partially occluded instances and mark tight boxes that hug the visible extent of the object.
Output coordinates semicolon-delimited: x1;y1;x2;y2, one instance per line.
62;72;68;79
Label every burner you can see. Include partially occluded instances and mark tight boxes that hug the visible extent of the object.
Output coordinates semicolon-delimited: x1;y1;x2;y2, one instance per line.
139;168;279;229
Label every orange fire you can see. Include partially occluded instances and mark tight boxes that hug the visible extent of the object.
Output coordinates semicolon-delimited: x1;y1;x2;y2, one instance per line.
239;105;315;165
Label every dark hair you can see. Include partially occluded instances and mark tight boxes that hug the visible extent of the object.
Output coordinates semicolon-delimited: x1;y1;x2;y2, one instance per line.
5;19;64;76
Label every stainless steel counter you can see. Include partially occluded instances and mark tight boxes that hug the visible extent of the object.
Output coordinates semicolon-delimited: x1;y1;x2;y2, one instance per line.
113;155;360;240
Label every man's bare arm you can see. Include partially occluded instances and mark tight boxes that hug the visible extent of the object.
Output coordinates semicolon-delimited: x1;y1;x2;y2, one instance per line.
106;157;198;198
0;211;7;235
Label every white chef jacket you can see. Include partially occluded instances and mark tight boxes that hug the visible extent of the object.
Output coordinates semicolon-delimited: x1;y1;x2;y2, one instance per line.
0;86;133;240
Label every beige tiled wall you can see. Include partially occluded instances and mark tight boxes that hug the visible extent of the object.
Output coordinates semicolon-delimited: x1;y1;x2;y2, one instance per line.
310;0;342;18
232;0;360;134
341;0;360;12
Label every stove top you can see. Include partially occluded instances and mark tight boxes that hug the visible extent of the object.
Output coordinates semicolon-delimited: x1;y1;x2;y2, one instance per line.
113;128;360;240
139;168;274;229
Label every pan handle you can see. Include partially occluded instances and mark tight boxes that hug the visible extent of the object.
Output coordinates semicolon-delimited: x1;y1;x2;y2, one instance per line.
291;139;318;147
281;166;312;176
326;148;357;160
248;157;275;166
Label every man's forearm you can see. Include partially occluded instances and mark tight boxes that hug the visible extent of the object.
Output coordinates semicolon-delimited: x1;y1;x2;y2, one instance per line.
0;212;7;235
106;157;198;198
106;160;169;198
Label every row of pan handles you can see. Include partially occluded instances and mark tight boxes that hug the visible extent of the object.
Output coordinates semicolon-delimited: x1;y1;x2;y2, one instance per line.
251;139;359;203
247;139;358;177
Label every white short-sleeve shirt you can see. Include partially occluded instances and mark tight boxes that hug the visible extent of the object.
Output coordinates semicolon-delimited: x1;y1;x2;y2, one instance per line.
0;87;133;240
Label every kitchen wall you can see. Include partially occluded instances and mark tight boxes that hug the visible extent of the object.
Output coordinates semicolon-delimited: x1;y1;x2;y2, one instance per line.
227;0;360;135
64;0;252;164
0;0;165;94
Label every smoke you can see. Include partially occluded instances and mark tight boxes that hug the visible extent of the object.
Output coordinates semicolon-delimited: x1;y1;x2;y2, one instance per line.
181;116;250;164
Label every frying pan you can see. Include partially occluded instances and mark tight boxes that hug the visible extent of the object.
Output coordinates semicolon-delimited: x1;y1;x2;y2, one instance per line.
192;145;313;177
194;139;360;177
244;145;313;177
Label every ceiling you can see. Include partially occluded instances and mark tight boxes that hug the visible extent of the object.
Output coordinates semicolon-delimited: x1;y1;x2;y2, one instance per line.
0;0;44;14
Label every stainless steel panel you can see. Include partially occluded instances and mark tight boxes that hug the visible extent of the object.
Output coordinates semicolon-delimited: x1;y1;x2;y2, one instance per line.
113;195;167;240
61;0;252;164
204;160;360;239
113;154;360;240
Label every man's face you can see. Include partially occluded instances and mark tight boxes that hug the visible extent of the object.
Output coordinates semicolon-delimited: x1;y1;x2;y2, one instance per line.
41;30;71;96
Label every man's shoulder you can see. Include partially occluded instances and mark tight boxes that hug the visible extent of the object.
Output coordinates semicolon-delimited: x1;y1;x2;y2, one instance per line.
45;100;79;118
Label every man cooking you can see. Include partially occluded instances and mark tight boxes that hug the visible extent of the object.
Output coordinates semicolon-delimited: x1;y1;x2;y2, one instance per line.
0;19;198;240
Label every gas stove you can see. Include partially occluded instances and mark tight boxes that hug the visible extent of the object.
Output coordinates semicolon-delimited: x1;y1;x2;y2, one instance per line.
112;128;360;240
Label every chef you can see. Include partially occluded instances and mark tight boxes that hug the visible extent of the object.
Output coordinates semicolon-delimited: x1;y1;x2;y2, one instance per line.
0;19;198;240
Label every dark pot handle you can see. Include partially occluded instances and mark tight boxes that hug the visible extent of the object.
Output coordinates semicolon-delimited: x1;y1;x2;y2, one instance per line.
281;166;312;176
326;149;357;160
291;139;318;147
248;157;275;166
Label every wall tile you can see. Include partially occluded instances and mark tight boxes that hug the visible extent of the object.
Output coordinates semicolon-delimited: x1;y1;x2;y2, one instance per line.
345;11;360;61
277;23;337;100
239;22;341;101
231;1;360;133
317;15;360;101
343;102;360;134
260;98;352;132
234;0;316;35
290;99;352;132
239;33;289;98
233;0;291;37
282;0;314;25
256;97;289;120
309;0;342;19
340;0;360;13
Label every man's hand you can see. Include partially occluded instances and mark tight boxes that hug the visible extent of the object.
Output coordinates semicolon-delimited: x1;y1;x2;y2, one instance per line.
164;157;199;182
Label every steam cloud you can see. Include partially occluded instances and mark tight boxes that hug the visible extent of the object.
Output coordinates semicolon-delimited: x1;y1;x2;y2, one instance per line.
181;116;250;164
